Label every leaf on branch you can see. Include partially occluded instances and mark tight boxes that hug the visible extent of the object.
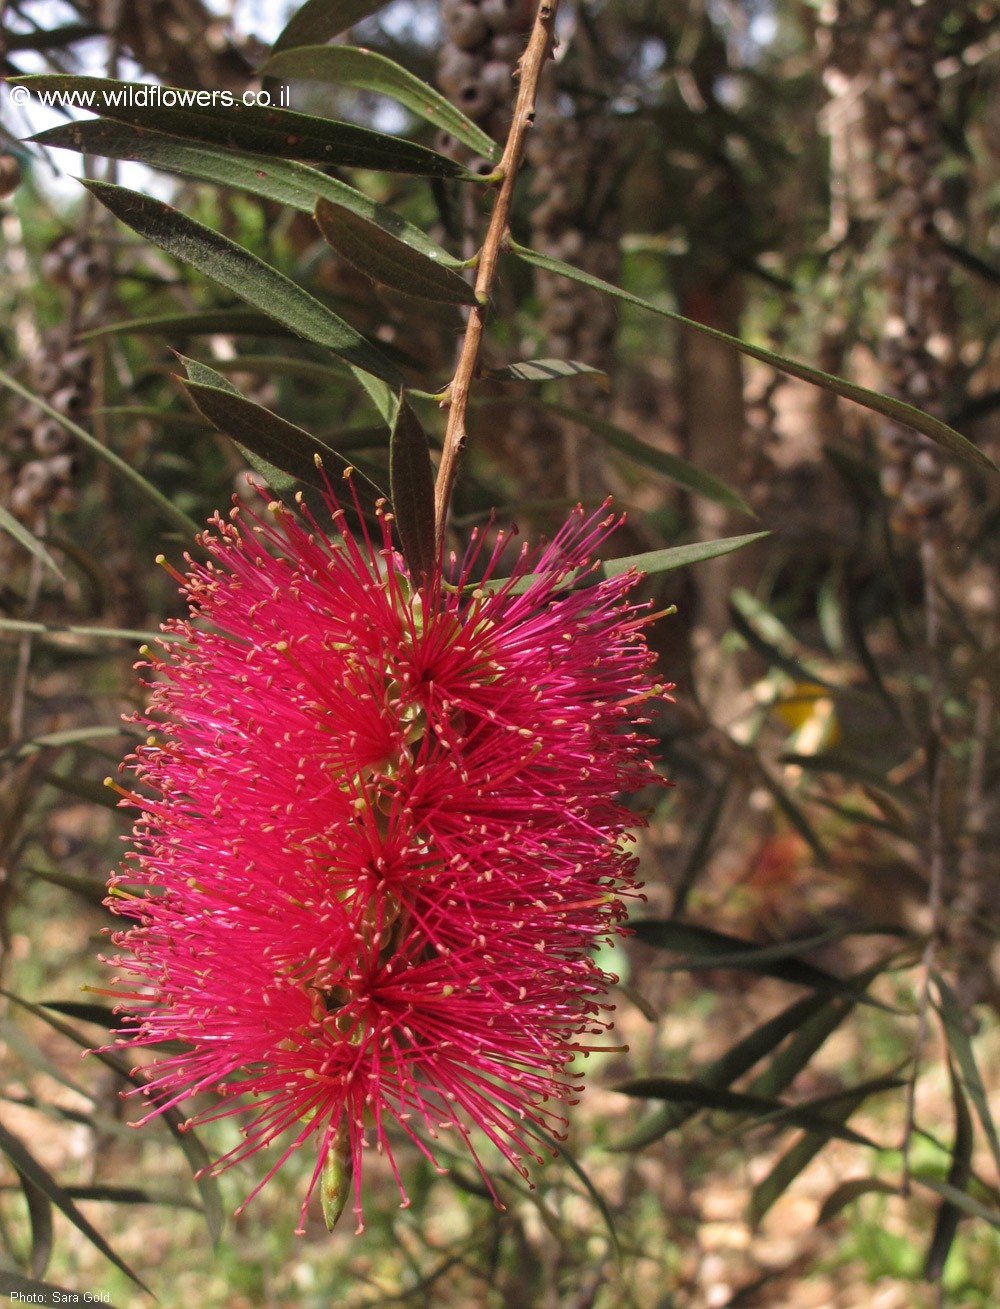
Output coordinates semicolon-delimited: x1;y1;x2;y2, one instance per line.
178;358;386;512
34;120;463;267
483;359;609;385
0;1121;150;1292
509;241;999;473
923;1057;975;1281
0;502;64;579
389;394;437;582
315;197;478;304
504;532;770;595
611;1077;878;1146
480;395;752;515
816;1176;900;1224
271;0;395;53
84;181;404;387
262;45;500;161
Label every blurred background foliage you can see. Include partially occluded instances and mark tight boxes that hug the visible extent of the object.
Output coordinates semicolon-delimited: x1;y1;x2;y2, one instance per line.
1;0;999;1305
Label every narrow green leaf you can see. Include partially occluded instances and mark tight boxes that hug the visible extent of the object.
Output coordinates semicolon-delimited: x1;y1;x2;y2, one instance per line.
505;532;770;595
41;1001;121;1029
817;1177;899;1224
749;1076;901;1138
924;1060;974;1280
484;359;608;384
0;1272;121;1309
729;589;835;688
1;725;125;766
630;920;869;995
84;181;404;386
756;765;829;863
912;1176;1000;1231
532;1125;620;1261
262;45;500;160
63;1184;200;1209
933;972;1000;1179
748;973;895;1104
23;864;110;903
14;75;473;179
34;119;463;267
1;990;224;1245
483;396;752;515
0;616;167;643
179;367;385;511
195;354;350;387
16;1165;54;1280
0;1120;150;1292
749;1087;873;1226
81;308;289;339
510;241;998;473
0;367;198;537
271;0;393;52
0;503;64;579
315;197;477;304
610;990;833;1151
389;394;437;581
611;1077;875;1146
95;404;209;430
778;751;916;805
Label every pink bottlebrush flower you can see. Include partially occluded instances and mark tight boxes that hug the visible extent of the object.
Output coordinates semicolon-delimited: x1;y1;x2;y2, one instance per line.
105;484;668;1233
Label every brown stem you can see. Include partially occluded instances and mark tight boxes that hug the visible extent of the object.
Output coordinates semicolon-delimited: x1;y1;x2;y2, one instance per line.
433;0;560;551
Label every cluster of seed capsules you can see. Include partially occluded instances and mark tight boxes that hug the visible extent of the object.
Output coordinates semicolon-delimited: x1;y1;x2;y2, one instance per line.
436;0;534;160
526;110;620;367
1;232;98;524
869;0;958;531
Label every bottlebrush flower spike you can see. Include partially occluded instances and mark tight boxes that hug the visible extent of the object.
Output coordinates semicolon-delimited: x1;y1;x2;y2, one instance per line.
105;481;669;1233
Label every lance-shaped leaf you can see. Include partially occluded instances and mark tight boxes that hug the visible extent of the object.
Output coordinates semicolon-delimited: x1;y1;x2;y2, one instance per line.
509;241;998;473
16;1169;53;1280
484;359;608;385
730;587;836;688
0;617;167;644
817;1177;900;1224
271;0;393;53
748;1085;879;1226
933;971;1000;1178
505;531;770;595
611;1078;877;1146
611;990;834;1151
630;919;905;1002
0;1120;149;1292
924;1060;974;1281
315;197;478;304
2;989;223;1244
911;1177;1000;1232
178;358;386;511
390;394;437;582
483;396;751;516
0;502;64;579
34;119;463;267
13;75;474;179
263;45;499;161
81;308;289;339
84;181;404;386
